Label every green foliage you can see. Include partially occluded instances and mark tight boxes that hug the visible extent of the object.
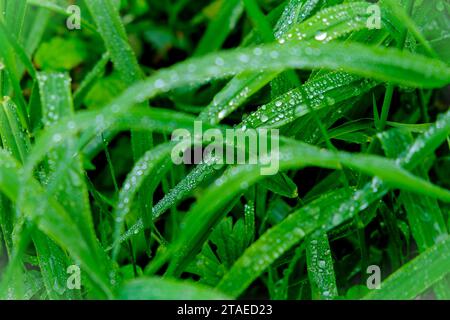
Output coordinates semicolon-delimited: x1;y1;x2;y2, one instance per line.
0;0;449;300
35;37;88;71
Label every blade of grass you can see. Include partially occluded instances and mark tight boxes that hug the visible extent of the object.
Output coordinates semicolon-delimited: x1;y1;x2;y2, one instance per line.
0;150;114;298
363;236;450;299
378;0;414;131
37;72;98;247
213;111;450;297
83;0;155;259
306;232;338;300
194;0;244;56
73;52;110;108
0;20;30;129
26;0;99;34
118;277;231;300
23;38;450;183
243;0;275;43
379;128;450;299
148;116;450;278
200;1;382;124
0;97;79;299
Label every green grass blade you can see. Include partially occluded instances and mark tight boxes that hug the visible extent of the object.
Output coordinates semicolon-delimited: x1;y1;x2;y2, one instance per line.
26;0;98;34
37;72;98;246
244;200;255;246
0;20;29;129
0;150;114;298
194;0;244;56
215;112;450;297
200;1;380;124
154;129;450;277
306;232;338;300
379;128;450;299
364;236;450;300
243;0;274;43
241;72;375;129
5;0;27;42
73;52;110;107
84;0;142;84
0;97;30;162
118;277;231;300
0;97;79;299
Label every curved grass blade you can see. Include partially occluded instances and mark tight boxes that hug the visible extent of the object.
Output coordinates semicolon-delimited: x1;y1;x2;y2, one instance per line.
26;0;98;34
84;0;156;249
0;96;78;299
0;150;114;298
111;142;175;259
73;52;110;107
151;128;450;278
215;111;450;297
111;160;219;249
241;72;375;129
379;128;450;299
118;277;231;300
37;72;98;249
0;20;29;129
199;1;384;124
363;236;450;300
24;39;450;176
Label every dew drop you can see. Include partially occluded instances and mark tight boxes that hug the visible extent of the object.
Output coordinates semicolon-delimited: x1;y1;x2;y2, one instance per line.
215;57;225;66
253;47;263;56
239;54;250;63
52;134;62;143
315;31;327;41
218;110;227;120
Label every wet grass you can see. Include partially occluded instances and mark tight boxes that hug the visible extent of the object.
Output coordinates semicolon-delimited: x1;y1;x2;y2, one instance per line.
0;0;449;300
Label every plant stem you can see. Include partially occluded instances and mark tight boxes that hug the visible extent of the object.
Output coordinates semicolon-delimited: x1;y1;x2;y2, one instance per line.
379;0;415;130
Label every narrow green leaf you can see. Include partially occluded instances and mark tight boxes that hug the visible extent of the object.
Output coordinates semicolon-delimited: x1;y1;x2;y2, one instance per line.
306;232;338;300
364;236;450;300
215;111;450;297
194;0;244;56
118;277;231;300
